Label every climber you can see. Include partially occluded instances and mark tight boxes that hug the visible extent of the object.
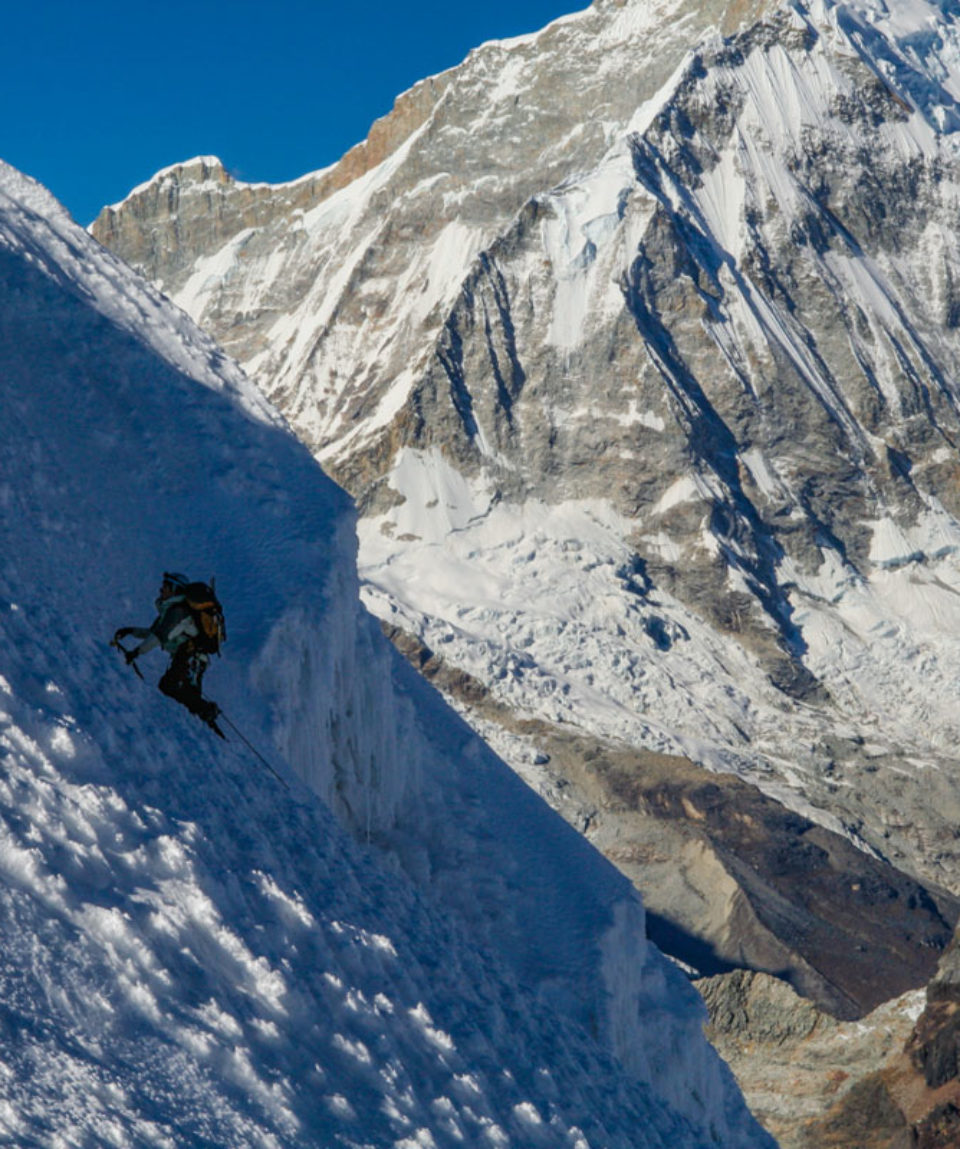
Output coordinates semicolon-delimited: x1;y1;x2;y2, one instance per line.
112;571;225;736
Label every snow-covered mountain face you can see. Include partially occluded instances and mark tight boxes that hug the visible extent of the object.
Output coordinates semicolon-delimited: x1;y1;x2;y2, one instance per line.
94;0;960;1014
90;0;773;461
0;163;770;1145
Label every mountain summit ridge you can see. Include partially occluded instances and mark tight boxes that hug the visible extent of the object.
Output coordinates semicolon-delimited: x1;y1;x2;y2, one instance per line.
90;0;775;456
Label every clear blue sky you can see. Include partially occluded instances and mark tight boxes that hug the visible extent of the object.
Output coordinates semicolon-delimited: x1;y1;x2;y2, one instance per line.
4;0;578;225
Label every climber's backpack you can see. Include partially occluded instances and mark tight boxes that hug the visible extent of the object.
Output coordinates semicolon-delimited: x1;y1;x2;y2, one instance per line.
183;580;226;655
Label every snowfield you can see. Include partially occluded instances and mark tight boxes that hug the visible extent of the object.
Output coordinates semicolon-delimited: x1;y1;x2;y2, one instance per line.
0;161;771;1146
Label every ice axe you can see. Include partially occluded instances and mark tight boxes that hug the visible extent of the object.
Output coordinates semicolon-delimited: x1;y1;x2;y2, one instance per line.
110;633;145;679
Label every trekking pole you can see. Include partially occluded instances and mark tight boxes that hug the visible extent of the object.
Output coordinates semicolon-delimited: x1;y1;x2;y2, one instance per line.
218;712;290;791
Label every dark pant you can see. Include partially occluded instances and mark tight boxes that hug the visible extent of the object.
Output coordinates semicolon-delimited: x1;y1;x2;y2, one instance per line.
159;645;217;723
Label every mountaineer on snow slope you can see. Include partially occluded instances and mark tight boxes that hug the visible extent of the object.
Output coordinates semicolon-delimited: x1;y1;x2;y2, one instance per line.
113;571;226;736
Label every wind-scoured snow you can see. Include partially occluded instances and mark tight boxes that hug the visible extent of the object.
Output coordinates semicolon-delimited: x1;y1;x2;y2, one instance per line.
0;161;770;1146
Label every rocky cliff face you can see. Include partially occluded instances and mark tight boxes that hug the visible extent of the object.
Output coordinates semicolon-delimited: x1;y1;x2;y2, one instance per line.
93;0;960;1035
788;930;960;1148
697;969;925;1148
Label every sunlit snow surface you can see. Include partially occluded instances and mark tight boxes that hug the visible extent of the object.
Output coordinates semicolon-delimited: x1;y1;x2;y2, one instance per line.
0;163;770;1146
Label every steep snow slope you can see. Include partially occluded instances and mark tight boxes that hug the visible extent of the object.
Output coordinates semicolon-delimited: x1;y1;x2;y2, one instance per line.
0;162;771;1145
